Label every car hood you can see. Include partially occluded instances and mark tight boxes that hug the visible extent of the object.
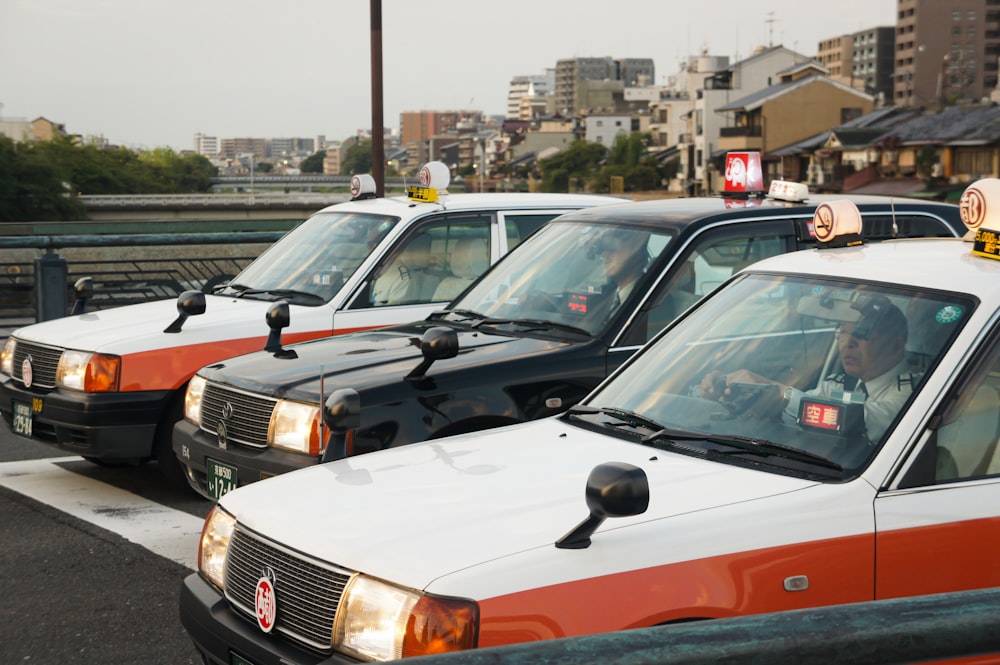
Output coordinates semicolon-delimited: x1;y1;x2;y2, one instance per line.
202;322;575;398
222;417;819;591
11;296;326;355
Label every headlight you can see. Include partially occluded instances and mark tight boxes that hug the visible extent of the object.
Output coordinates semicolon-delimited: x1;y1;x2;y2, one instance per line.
198;505;236;590
56;350;120;392
0;338;14;376
184;375;207;424
268;399;321;455
334;576;478;661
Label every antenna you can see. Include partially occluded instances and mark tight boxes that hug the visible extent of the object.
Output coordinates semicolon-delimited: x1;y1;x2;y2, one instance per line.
766;11;776;47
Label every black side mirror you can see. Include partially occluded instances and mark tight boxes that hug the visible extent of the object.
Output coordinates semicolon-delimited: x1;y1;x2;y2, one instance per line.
555;462;649;549
70;277;94;315
321;389;361;462
264;301;297;358
406;326;459;379
163;290;207;333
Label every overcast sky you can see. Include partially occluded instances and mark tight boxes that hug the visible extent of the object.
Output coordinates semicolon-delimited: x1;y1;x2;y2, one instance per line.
0;0;897;152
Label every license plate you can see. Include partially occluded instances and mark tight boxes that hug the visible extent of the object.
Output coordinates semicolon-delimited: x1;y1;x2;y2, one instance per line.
231;653;257;665
12;400;32;437
207;458;238;500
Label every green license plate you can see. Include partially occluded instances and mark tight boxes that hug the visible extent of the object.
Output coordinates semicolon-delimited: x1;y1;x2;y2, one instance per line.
207;458;238;500
12;400;32;437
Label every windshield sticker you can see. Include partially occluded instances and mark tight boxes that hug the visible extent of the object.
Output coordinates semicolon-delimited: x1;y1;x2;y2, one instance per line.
935;306;964;324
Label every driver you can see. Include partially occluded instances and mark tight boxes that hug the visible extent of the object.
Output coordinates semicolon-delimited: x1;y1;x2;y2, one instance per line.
701;293;911;441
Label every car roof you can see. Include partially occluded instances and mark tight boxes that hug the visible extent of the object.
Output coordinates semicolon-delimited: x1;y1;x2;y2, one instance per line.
313;192;628;217
745;237;999;303
549;194;963;234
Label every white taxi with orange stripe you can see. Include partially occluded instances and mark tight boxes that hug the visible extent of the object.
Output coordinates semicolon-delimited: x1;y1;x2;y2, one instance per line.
0;164;621;486
178;177;1000;663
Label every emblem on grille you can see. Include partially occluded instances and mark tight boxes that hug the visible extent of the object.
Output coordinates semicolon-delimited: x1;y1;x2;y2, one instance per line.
22;355;33;389
216;420;228;450
221;402;234;421
255;566;277;633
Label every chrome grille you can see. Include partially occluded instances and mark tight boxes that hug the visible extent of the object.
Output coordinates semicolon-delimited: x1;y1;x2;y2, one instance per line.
224;526;352;653
11;339;62;389
200;383;275;448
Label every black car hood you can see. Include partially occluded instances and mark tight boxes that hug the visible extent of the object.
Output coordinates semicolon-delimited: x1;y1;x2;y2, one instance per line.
200;321;578;400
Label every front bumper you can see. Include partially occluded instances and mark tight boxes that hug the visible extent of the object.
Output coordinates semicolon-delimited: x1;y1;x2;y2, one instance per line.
180;573;355;665
0;375;171;460
173;419;318;499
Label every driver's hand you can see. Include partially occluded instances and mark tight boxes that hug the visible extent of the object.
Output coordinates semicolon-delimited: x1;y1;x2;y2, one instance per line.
700;369;771;401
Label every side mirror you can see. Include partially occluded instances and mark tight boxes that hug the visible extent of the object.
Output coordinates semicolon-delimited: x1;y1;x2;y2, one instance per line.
321;389;361;462
70;277;94;315
163;290;207;333
555;462;649;550
406;326;459;379
264;301;297;358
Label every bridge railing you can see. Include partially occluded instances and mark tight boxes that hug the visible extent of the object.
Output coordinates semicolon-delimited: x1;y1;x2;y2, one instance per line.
0;230;286;324
391;587;1000;665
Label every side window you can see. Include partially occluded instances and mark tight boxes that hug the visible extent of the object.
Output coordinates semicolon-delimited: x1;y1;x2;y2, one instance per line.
627;232;790;344
933;342;1000;483
503;213;562;251
359;216;492;308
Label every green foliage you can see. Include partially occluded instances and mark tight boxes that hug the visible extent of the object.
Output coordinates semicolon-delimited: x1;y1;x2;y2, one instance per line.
537;140;607;192
341;140;373;175
0;135;219;220
915;145;940;182
536;133;669;193
0;136;86;221
300;150;326;173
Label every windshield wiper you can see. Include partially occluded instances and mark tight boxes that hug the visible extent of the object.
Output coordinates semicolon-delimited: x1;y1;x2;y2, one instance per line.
501;318;592;337
565;404;665;431
643;429;843;472
228;287;326;304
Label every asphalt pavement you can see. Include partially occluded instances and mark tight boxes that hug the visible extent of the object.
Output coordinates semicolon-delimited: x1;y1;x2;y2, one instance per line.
0;425;212;664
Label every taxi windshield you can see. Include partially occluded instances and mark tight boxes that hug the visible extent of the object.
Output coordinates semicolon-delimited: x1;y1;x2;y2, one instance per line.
450;221;673;336
580;274;975;478
217;212;398;304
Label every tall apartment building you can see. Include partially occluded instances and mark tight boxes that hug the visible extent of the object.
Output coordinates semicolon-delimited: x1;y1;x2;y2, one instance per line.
506;71;555;119
219;138;267;160
399;110;470;148
852;26;896;104
554;57;655;116
193;133;219;157
817;28;895;105
894;0;1000;106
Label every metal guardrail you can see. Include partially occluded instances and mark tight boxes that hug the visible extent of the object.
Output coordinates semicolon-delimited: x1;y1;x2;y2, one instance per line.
0;231;285;322
395;587;1000;665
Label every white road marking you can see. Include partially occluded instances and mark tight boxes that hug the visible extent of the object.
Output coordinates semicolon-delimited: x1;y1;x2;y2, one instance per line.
0;456;202;569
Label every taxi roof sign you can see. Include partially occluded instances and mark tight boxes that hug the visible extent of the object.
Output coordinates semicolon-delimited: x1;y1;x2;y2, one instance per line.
812;199;863;248
959;178;1000;260
723;152;765;197
767;180;809;203
407;161;451;203
350;174;377;200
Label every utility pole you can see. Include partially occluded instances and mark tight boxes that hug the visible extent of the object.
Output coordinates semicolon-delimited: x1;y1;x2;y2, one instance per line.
370;0;385;196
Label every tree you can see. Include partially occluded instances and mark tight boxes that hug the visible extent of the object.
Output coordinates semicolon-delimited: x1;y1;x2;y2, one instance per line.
300;150;325;173
341;140;373;175
537;141;607;192
0;136;86;221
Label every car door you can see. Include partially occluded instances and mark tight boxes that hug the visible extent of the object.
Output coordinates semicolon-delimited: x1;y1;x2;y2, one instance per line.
874;322;1000;598
611;219;799;371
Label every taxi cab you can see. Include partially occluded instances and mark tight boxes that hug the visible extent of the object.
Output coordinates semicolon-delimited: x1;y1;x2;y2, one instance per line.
0;162;620;485
172;157;965;501
179;180;1000;664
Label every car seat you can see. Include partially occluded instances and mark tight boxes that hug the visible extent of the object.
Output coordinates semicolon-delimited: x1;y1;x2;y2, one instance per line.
432;238;489;302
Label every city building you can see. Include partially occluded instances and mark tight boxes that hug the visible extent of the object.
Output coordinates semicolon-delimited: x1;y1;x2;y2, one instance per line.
506;71;555;119
851;26;895;104
554;57;655;116
193;133;219;157
894;0;1000;106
